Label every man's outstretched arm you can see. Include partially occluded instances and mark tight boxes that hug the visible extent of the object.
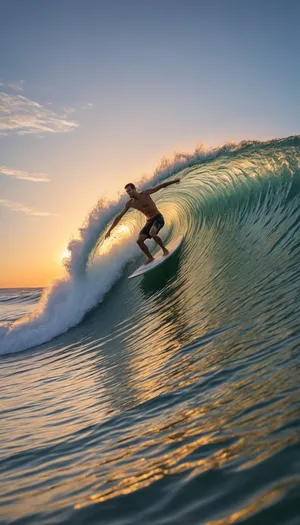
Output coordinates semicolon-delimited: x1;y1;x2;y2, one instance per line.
143;178;180;195
105;202;131;239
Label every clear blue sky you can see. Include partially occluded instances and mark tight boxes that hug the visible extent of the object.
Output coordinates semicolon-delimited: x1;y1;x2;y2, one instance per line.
1;0;299;286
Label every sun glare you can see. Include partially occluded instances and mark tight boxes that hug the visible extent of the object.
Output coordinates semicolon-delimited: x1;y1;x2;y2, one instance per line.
98;224;132;256
117;225;131;235
60;249;71;261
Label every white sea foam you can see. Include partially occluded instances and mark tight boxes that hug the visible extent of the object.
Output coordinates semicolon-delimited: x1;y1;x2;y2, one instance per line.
0;233;139;354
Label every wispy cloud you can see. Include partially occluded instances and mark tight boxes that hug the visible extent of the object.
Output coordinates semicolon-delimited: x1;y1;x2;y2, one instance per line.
7;80;25;92
0;80;25;92
0;199;55;216
0;165;50;182
0;91;79;135
63;106;77;115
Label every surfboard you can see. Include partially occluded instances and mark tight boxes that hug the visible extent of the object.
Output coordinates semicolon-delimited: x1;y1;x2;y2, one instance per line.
128;236;184;279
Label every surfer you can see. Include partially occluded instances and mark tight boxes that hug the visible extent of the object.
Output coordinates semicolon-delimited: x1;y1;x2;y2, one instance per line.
105;179;180;264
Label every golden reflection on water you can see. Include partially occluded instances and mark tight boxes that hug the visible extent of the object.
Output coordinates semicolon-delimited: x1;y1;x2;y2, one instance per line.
122;304;187;404
206;485;284;525
74;365;299;510
1;347;111;453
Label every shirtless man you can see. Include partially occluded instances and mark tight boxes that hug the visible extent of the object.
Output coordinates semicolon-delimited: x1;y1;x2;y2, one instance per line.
105;179;180;264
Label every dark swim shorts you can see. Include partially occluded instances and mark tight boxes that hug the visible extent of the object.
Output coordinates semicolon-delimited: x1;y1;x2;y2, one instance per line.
140;213;165;238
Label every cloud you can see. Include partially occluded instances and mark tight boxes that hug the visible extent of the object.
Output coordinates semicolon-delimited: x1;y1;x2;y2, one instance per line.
0;165;50;182
7;80;25;92
63;107;77;115
0;91;79;135
1;80;25;92
0;199;55;216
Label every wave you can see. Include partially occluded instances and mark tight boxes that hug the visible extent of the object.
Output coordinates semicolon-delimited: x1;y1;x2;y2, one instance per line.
1;135;300;355
0;288;41;305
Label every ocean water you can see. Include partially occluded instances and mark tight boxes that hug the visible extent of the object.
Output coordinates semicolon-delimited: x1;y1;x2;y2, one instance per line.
1;136;300;524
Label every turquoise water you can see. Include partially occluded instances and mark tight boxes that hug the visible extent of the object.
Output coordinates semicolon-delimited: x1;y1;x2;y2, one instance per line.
1;137;300;524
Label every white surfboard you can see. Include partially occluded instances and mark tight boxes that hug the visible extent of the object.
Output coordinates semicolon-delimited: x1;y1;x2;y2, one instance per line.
128;236;184;279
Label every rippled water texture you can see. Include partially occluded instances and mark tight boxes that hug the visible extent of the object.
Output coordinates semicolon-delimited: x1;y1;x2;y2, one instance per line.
1;137;300;524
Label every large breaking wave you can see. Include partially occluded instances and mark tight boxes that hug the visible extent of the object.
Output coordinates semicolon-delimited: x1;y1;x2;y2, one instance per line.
1;135;300;355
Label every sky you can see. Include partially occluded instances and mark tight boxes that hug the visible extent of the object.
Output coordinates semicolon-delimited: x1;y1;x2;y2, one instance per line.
1;0;299;287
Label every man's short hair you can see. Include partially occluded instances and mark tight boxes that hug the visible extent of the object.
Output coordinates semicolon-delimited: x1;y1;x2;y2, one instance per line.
124;183;136;190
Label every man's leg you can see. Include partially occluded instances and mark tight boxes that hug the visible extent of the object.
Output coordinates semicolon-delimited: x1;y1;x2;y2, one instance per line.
137;234;154;264
149;226;169;256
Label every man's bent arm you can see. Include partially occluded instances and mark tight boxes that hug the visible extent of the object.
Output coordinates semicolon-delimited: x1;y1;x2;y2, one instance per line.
105;202;131;238
143;178;180;195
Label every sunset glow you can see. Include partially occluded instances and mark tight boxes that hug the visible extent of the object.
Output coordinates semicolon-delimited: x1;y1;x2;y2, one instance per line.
1;1;299;288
